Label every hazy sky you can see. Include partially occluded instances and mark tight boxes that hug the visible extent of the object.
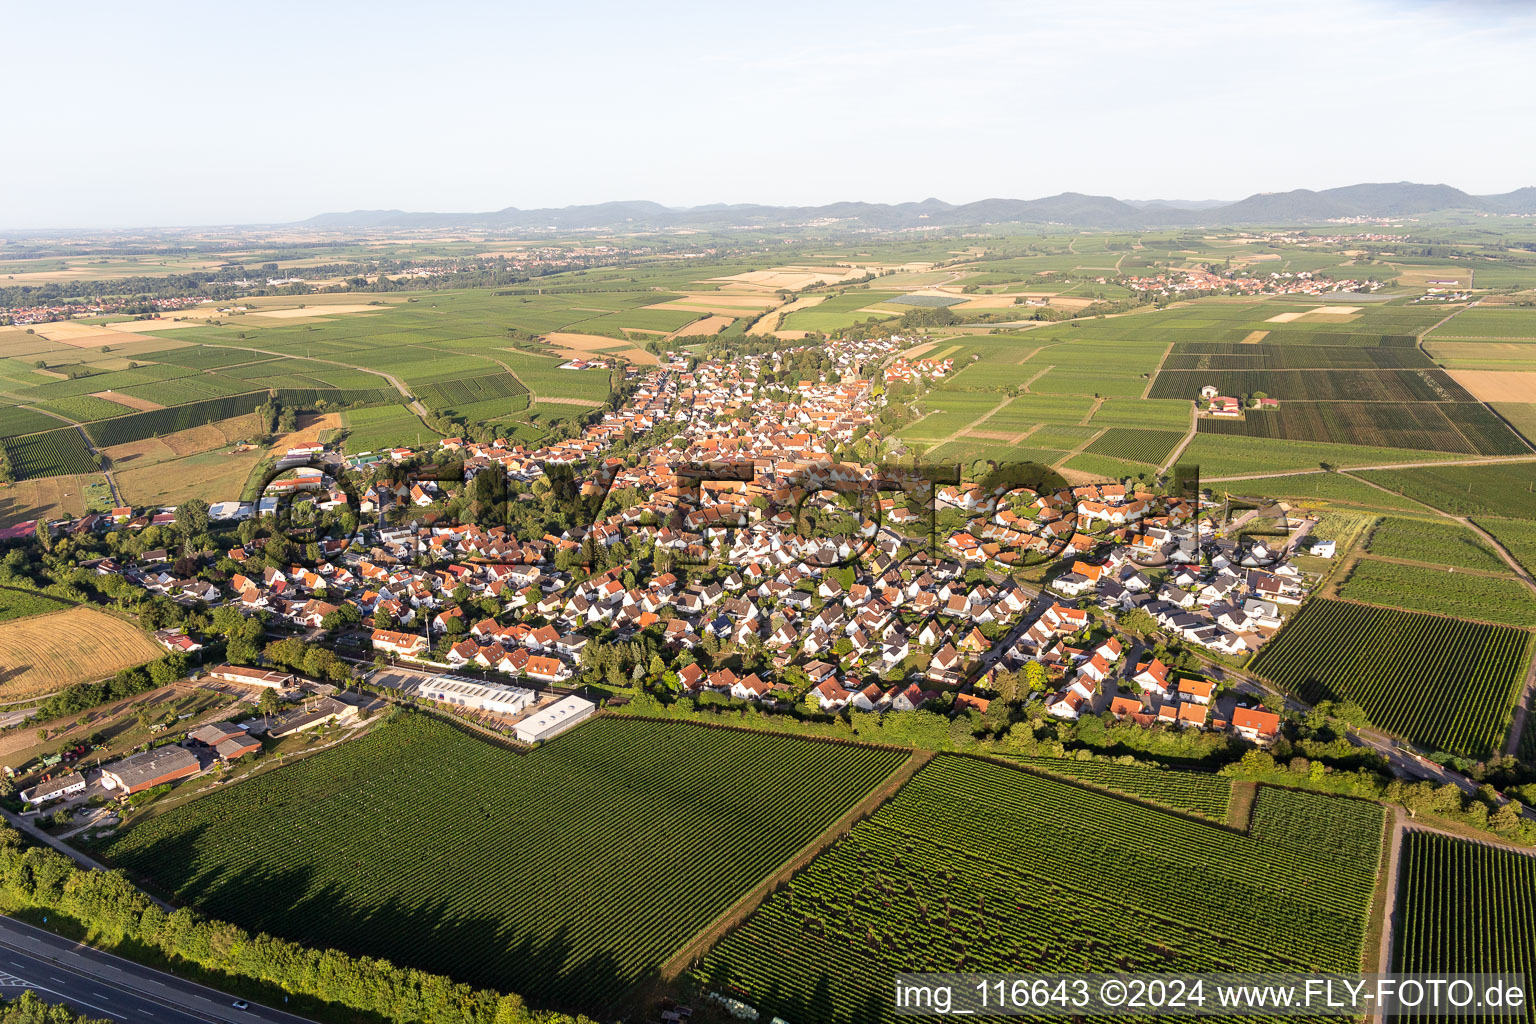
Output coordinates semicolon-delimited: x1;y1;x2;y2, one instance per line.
5;0;1535;228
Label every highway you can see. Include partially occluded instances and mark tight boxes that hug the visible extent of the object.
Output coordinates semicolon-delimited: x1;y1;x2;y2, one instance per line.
0;916;317;1024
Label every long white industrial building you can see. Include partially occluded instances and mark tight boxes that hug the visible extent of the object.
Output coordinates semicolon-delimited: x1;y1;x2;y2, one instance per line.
513;695;596;744
419;675;535;716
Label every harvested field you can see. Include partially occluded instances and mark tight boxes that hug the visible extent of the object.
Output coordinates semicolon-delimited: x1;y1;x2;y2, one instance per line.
750;294;825;336
540;332;657;365
105;319;204;332
89;390;164;411
711;267;864;290
668;315;733;338
543;332;631;351
33;323;118;342
1242;331;1270;344
0;474;111;528
115;447;265;507
1265;311;1306;323
0;606;165;700
1447;369;1536;403
101;437;177;471
248;304;384;319
266;412;341;454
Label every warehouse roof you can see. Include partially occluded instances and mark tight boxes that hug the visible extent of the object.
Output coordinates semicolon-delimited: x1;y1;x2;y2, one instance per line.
104;746;198;790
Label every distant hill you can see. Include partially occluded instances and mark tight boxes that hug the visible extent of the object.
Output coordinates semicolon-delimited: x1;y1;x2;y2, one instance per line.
298;181;1536;232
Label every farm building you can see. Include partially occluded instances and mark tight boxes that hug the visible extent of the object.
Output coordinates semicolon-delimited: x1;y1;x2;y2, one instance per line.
21;772;87;806
101;747;200;795
513;695;596;744
189;722;262;761
215;735;262;761
264;696;359;738
419;676;535;715
206;665;295;690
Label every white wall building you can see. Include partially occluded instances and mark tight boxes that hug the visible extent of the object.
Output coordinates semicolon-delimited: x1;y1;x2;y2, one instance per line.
513;695;596;744
419;676;535;716
22;772;87;805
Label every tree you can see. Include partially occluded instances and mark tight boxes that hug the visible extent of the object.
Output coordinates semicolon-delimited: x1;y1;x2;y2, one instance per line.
177;498;210;542
257;688;282;729
34;518;49;549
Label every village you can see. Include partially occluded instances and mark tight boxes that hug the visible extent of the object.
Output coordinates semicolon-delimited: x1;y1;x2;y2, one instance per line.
3;327;1332;824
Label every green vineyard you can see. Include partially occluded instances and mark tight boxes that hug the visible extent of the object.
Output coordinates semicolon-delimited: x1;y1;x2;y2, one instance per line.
693;757;1384;1023
1;426;99;479
85;391;268;447
1248;598;1532;757
271;386;403;409
994;754;1232;820
1082;427;1185;466
414;371;531;411
1394;831;1536;1024
99;714;908;1014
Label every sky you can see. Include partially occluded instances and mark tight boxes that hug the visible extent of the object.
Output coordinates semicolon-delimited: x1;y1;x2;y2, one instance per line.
5;0;1536;229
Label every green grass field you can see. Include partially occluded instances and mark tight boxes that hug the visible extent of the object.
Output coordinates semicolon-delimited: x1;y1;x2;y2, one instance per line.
338;404;438;452
1364;516;1509;572
1339;558;1536;627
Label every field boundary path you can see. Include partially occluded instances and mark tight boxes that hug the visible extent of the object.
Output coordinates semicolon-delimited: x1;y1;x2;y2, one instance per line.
1205;453;1536;483
1159;403;1200;474
658;748;934;981
1143;343;1174;399
1372;807;1406;974
916;394;1015;450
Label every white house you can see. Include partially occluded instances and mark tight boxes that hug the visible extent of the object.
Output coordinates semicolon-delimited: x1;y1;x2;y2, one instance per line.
22;772;86;805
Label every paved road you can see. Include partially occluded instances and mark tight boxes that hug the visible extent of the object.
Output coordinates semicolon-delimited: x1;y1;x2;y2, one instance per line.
0;916;317;1024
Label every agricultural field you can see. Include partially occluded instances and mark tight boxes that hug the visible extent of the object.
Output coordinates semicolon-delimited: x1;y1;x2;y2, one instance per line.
494;351;611;403
994;755;1232;820
1082;427;1184;466
0;427;99;479
114;446;266;508
33;394;141;423
779;290;901;333
1475;518;1536;576
99;714;909;1013
1197;401;1528;457
1088;398;1191;430
85;391;268;448
1394;831;1536;1024
338;404;438;453
1426;308;1536;339
413;371;529;412
0;405;64;437
1179;434;1460;479
0;473;112;527
1358;464;1536;519
0;606;165;700
1248;598;1532;756
0;586;75;623
1217;472;1433;512
693;757;1383;1023
1338;559;1536;628
1364;517;1510;572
